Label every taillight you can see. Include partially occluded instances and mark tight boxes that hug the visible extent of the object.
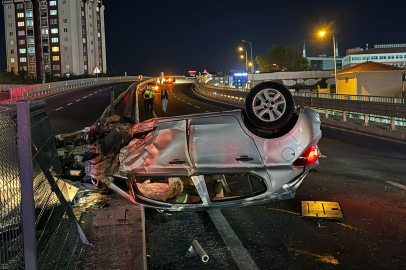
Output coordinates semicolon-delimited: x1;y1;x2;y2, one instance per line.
292;146;320;167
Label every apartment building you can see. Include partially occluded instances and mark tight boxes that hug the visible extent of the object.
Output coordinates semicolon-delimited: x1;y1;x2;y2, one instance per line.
342;44;406;69
2;0;106;79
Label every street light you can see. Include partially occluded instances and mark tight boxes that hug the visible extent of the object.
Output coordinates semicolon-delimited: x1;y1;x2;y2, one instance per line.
319;30;337;92
242;40;253;73
239;47;248;72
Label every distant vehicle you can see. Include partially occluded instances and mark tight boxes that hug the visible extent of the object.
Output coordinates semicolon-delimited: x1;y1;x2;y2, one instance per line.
56;82;321;211
162;77;176;84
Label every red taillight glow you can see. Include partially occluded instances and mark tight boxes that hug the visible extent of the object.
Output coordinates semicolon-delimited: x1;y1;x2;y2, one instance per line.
292;146;320;167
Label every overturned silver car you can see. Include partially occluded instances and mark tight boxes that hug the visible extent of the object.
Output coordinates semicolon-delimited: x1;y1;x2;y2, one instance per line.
57;82;322;211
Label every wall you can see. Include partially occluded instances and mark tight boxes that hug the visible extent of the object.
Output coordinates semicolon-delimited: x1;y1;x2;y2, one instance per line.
358;72;403;97
337;73;357;95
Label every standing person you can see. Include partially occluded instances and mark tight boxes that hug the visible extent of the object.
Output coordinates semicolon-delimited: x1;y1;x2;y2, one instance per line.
144;86;155;114
161;86;169;113
142;85;149;113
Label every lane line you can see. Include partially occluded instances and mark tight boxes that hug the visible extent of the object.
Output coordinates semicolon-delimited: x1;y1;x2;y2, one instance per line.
67;103;73;106
182;100;185;102
386;181;406;191
195;106;201;109
89;94;92;96
208;210;260;270
94;91;97;94
187;103;192;105
205;111;210;113
83;96;87;98
320;154;327;158
55;107;63;111
76;99;81;102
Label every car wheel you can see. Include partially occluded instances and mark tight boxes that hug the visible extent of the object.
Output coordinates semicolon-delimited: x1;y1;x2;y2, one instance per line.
245;81;295;130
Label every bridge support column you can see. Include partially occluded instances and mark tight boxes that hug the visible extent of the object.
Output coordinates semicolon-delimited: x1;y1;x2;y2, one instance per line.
342;111;348;122
390;117;396;131
363;114;369;126
324;109;329;119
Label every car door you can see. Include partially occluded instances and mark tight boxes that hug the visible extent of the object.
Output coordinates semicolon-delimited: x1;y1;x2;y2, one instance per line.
120;120;193;177
188;115;264;175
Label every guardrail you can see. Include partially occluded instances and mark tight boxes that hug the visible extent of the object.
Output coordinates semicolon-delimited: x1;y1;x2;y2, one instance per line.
22;76;141;99
194;78;406;130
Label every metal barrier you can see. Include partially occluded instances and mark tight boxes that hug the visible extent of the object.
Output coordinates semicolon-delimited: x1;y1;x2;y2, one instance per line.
23;76;142;99
0;100;85;269
194;78;406;130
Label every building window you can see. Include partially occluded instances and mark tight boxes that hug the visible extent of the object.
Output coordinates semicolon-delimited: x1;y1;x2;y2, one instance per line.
17;22;24;27
83;38;86;43
19;48;27;54
51;37;58;43
62;0;67;4
18;31;25;36
26;11;33;18
91;49;93;53
63;9;66;14
99;58;102;63
379;56;386;59
17;13;24;18
82;11;84;16
98;41;101;46
8;22;12;27
90;23;92;27
41;1;47;7
29;56;35;62
50;10;57;16
10;49;14;54
52;56;59;61
64;37;68;41
65;65;69;69
10;40;13;45
17;4;23;9
50;1;57;6
81;2;84;7
63;19;67;23
371;56;378;60
28;47;35;53
89;14;92;19
18;40;25;45
98;24;100;29
66;55;69;60
91;41;93;45
52;47;59;52
97;15;100;20
64;28;68;32
50;19;57;24
82;20;85;25
7;4;11;9
84;56;87;61
96;7;99;11
51;28;58;33
82;29;85;34
9;32;13;36
98;33;100;37
20;57;27;62
53;65;60;70
29;65;35;70
8;14;12;19
21;66;27;71
84;47;86;52
27;20;33;26
28;38;34;44
84;65;87;70
27;29;33;36
396;55;403;59
388;55;395;59
89;6;91;10
65;46;68;51
11;58;15;63
42;28;49;35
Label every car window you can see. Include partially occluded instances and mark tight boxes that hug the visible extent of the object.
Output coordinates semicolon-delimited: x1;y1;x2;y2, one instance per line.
204;174;267;202
131;175;201;204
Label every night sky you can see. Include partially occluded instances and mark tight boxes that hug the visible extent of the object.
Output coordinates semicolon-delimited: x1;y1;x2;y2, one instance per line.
0;0;404;76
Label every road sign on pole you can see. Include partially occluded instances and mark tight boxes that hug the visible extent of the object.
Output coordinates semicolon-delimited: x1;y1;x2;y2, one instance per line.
138;75;143;81
94;67;101;79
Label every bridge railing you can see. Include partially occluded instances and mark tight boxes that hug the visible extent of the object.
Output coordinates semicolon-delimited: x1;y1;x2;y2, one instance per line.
22;76;140;99
194;78;406;130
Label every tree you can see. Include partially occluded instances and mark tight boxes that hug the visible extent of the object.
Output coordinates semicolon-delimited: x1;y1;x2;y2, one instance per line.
255;43;309;73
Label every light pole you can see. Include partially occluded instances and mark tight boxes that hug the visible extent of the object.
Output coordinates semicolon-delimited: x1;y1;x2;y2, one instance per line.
242;40;253;73
319;31;338;92
239;47;248;72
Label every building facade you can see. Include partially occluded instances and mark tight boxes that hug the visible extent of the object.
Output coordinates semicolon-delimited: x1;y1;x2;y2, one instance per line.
342;44;406;69
2;0;106;79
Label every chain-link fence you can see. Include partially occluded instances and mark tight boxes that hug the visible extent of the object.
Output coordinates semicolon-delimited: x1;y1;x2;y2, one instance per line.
0;101;84;270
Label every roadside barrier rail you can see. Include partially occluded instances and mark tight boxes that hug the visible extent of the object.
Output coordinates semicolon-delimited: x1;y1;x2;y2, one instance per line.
194;78;406;130
22;76;140;99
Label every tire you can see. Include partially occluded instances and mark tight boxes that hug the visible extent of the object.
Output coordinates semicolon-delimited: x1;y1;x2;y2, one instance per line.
244;81;295;130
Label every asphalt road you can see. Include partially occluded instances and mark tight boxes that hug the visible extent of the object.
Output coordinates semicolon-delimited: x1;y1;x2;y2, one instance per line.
43;82;133;134
143;83;406;270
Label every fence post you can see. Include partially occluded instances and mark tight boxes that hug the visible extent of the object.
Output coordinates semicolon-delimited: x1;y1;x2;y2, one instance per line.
363;114;370;126
342;111;348;122
110;91;115;116
324;108;329;119
16;100;38;270
390;117;396;131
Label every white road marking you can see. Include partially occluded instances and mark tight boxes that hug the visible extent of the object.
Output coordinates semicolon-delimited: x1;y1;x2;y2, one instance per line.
187;103;192;105
89;94;92;96
55;107;63;111
320;154;327;158
94;92;98;94
76;99;81;102
182;100;185;102
206;111;210;113
83;96;87;98
67;103;73;106
152;110;157;118
386;181;406;191
195;106;200;109
208;210;260;270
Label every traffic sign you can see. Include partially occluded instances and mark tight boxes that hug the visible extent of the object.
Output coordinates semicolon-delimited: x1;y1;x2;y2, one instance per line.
94;67;101;74
138;75;143;81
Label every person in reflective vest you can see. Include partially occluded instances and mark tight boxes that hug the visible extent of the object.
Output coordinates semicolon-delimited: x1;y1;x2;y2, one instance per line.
143;86;155;114
142;85;149;113
161;86;169;113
